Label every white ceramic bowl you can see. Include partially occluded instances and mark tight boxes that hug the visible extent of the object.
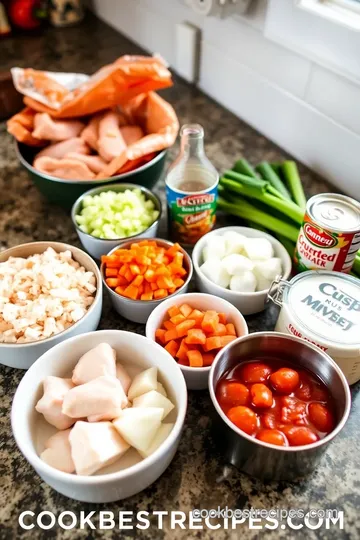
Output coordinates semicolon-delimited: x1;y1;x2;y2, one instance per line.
102;238;193;324
11;330;187;503
192;226;292;315
0;241;102;370
146;293;248;390
71;183;162;260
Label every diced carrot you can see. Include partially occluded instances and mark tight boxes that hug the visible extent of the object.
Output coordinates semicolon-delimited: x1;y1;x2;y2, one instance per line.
220;335;237;347
203;353;215;367
117;275;129;286
123;284;139;300
101;255;119;266
204;336;222;351
154;266;170;277
163;320;175;331
215;323;227;336
135;254;151;266
137;239;150;247
169;264;187;277
138;264;147;275
105;268;118;277
187;350;203;367
202;311;219;333
179;304;193;318
119;264;128;277
176;319;196;337
115;286;125;295
218;313;227;324
132;275;144;287
163;256;170;265
188;309;204;324
130;264;141;275
124;268;133;283
168;287;176;294
150;282;158;291
176;339;189;362
167;243;182;257
144;281;152;294
155;328;166;344
106;278;119;288
117;253;133;263
173;278;185;288
173;252;184;266
138;283;144;296
141;292;153;301
165;340;179;358
154;288;168;299
226;323;236;336
167;305;180;318
184;329;207;345
144;268;156;283
164;328;178;343
157;276;174;290
170;313;186;326
178;356;189;366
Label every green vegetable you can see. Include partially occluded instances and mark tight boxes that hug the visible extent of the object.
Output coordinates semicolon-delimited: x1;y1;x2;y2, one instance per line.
217;196;299;243
219;177;304;225
352;254;360;277
75;189;159;240
223;170;267;190
256;162;292;201
281;161;307;210
233;159;259;179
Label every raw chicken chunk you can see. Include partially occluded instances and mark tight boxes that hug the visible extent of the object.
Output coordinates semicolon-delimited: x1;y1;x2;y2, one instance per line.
34;156;95;180
33;113;84;142
116;363;132;394
81;115;101;151
120;125;144;146
65;152;107;174
72;343;117;385
35;376;75;430
62;375;127;421
69;421;130;476
98;111;127;162
36;137;90;160
40;429;75;473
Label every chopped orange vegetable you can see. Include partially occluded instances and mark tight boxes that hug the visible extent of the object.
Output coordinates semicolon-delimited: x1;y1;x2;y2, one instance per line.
115;286;125;295
203;353;216;367
214;323;227;336
155;328;166;344
202;311;219;333
168;305;180;318
123;284;138;300
176;339;189;362
187;350;203;367
150;282;158;291
154;288;168;299
188;309;204;324
106;278;119;288
220;335;237;347
105;268;118;277
173;278;185;288
132;275;144;287
204;336;222;351
218;313;227;325
165;340;179;358
164;328;178;343
144;268;156;283
176;319;196;338
157;276;174;290
179;304;193;318
184;329;207;345
141;292;153;301
124;268;133;283
170;313;186;325
163;320;175;331
130;264;141;275
226;323;236;336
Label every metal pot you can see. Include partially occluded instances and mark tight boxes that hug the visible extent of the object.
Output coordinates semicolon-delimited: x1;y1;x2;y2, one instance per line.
208;332;351;482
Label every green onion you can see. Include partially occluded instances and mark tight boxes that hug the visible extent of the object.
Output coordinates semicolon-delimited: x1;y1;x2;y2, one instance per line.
281;161;307;210
233;159;259;179
223;170;267;190
256;162;292;201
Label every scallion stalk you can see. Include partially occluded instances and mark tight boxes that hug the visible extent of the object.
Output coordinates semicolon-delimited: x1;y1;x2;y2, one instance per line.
233;159;259;179
256;162;292;201
281;161;307;210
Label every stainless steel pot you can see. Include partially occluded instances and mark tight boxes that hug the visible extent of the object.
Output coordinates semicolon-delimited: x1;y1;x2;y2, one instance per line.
208;332;351;481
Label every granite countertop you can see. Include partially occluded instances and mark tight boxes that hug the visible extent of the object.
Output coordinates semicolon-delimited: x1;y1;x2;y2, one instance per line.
0;13;359;540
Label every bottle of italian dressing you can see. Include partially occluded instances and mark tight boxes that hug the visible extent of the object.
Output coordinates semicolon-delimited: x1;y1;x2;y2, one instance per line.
165;124;219;247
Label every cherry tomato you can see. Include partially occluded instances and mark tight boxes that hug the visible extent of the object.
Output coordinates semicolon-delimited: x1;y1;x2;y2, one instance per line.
270;368;300;394
280;396;307;425
240;362;272;384
227;406;258;435
262;413;277;429
281;426;319;446
216;381;250;408
308;403;335;433
256;429;288;446
311;385;328;403
250;383;273;408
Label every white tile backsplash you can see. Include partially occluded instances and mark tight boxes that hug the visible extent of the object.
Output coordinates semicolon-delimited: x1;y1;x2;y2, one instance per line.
90;0;360;198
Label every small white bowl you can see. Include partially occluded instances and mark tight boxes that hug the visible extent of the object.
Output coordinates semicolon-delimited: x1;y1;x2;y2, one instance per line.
192;226;292;315
102;238;193;324
71;183;162;260
0;241;102;370
11;330;187;503
146;293;248;390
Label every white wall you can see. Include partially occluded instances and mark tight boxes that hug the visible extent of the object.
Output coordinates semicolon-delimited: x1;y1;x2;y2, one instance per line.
90;0;360;199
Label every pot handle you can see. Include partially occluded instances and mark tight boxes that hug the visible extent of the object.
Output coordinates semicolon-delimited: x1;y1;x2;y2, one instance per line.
267;275;291;307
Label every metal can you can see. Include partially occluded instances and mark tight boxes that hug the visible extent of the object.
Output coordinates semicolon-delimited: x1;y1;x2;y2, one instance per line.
268;271;360;384
294;193;360;274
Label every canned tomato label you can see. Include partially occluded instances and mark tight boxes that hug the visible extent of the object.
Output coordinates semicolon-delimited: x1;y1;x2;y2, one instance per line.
294;193;360;274
269;271;360;384
166;183;218;246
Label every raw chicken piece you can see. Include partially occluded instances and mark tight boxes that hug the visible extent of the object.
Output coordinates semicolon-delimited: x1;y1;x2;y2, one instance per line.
36;138;90;160
81;114;102;151
72;343;117;385
62;375;128;420
120;125;144;146
40;429;75;473
35;376;75;430
97;111;127;162
116;363;132;394
34;156;95;180
65;152;107;174
69;421;130;476
33;113;84;142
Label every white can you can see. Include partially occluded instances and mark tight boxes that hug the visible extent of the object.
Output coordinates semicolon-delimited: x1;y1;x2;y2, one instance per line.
268;271;360;385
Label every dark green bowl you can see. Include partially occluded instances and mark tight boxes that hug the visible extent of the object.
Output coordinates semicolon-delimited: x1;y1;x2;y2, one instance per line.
16;142;167;210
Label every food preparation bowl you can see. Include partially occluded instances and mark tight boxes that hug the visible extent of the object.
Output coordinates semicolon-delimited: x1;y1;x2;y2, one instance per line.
209;332;351;481
192;226;292;315
11;329;187;503
71;183;162;260
16;142;167;210
102;238;193;324
146;293;248;390
0;241;102;370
